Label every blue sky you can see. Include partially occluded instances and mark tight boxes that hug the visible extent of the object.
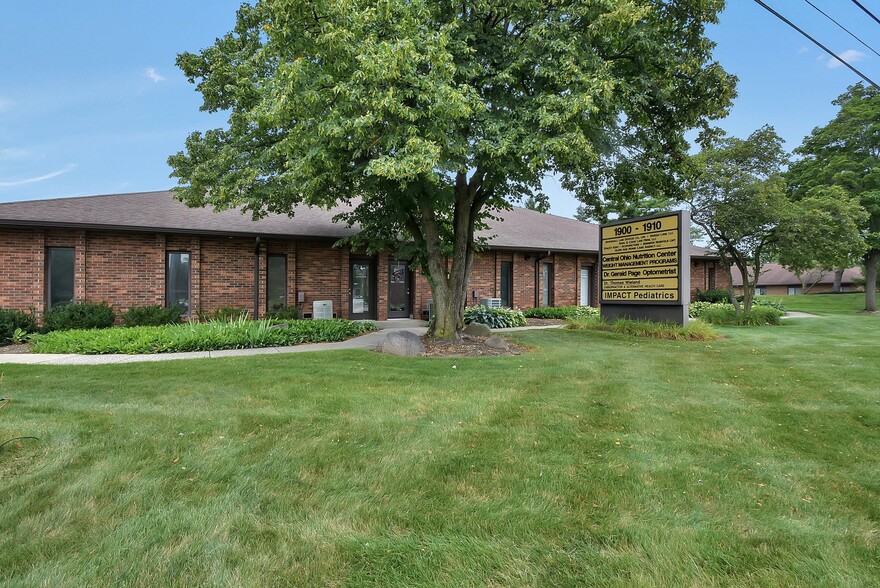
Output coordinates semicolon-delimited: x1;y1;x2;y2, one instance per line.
1;1;878;218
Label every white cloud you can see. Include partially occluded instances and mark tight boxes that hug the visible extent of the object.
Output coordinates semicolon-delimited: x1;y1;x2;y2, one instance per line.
798;46;809;55
0;148;32;161
145;67;166;83
827;49;867;69
0;164;76;188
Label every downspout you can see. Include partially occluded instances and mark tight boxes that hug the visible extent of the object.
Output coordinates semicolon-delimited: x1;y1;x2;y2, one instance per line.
534;251;551;307
253;237;262;319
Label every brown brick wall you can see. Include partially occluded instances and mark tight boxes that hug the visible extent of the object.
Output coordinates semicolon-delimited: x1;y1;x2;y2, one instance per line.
83;231;164;312
691;259;731;301
0;225;719;320
297;240;345;318
0;228;45;312
199;236;256;313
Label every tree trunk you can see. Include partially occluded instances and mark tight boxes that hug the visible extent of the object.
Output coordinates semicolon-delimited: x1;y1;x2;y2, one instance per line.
832;268;844;293
416;170;486;341
430;280;467;340
731;258;755;313
865;250;878;312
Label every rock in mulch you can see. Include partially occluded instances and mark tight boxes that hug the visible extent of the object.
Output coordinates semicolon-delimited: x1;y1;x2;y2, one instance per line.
380;330;426;356
484;334;509;351
463;322;491;337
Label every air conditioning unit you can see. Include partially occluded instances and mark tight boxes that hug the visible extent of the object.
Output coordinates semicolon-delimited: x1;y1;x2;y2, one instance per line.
480;298;502;309
312;300;333;320
427;299;434;319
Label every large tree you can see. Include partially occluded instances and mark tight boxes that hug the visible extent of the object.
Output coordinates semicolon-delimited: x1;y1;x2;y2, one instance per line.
169;0;734;339
787;83;880;311
775;185;867;291
685;127;789;312
684;126;865;313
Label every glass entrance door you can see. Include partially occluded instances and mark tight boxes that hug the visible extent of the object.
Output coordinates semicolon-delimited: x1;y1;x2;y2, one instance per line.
580;266;590;306
388;260;411;319
350;259;376;320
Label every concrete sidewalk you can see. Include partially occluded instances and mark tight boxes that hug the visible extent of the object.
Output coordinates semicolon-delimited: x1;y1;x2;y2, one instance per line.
0;327;426;366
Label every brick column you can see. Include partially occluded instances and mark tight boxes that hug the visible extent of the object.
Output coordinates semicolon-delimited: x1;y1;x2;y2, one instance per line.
377;253;389;320
340;248;350;319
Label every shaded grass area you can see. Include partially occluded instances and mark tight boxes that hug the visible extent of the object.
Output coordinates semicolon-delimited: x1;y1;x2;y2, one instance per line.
1;298;878;586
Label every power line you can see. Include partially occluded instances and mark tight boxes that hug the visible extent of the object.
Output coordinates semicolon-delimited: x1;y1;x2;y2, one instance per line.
850;0;880;26
752;0;880;90
804;0;880;58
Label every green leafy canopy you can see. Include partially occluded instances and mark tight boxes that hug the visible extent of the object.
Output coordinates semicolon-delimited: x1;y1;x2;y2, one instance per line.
169;0;734;337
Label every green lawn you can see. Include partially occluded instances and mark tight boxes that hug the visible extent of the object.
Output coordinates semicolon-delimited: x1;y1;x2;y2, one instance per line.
1;296;878;586
774;291;871;315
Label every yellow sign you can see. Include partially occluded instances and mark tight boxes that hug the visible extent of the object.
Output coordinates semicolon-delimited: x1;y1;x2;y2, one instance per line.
600;213;681;303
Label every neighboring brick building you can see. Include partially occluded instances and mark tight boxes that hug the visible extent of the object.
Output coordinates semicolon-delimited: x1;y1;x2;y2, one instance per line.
0;191;722;321
731;264;863;296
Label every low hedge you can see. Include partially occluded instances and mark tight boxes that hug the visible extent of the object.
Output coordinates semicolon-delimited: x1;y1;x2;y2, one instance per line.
123;305;183;327
698;306;783;326
30;318;377;354
690;300;786;320
43;301;116;331
695;289;731;303
522;306;599;319
0;308;37;344
463;306;526;329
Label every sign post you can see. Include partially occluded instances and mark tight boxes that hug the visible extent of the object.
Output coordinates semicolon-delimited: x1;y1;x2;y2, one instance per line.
600;211;690;325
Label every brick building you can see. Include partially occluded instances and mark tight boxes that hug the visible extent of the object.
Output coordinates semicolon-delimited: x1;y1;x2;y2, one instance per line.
0;191;724;321
731;263;863;296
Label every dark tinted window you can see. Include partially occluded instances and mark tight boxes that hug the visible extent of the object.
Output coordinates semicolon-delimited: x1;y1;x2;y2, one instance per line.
500;261;512;308
166;252;191;315
47;248;75;309
267;254;287;312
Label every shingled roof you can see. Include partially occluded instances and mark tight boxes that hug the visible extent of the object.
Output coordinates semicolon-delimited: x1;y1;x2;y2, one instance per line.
0;190;712;256
730;263;864;286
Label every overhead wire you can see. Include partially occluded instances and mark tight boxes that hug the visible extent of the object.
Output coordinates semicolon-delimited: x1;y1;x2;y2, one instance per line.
804;0;880;58
752;0;880;89
849;0;880;26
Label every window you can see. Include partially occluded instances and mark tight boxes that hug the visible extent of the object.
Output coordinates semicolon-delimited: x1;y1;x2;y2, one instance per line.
708;267;716;290
500;261;513;308
787;286;802;295
46;247;75;310
166;252;191;315
757;287;767;296
580;265;590;306
541;263;554;307
267;254;287;312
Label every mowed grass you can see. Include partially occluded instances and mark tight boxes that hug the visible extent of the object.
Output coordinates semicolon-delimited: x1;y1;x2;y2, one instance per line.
776;291;872;315
1;296;878;586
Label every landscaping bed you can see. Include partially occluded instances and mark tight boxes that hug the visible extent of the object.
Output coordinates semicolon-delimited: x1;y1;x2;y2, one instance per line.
421;334;527;357
28;318;376;354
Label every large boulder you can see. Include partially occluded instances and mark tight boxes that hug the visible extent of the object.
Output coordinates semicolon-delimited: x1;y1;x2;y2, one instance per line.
380;330;425;356
484;334;509;351
463;322;491;338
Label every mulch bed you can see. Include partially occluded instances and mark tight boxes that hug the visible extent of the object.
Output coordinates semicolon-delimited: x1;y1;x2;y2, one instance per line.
0;344;31;354
421;334;528;357
524;318;566;327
